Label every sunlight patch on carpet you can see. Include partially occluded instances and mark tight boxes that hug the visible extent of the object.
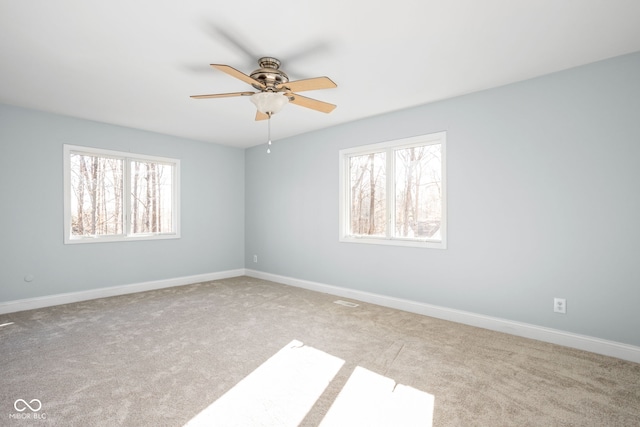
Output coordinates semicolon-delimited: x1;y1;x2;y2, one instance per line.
184;340;344;427
184;340;434;426
320;366;434;427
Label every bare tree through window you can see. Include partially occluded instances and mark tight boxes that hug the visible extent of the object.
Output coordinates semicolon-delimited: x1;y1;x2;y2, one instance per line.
349;152;386;236
340;132;446;248
66;146;178;242
395;145;442;239
70;153;123;236
130;161;174;234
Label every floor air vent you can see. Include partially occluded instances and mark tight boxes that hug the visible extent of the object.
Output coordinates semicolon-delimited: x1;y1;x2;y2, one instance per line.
333;300;359;308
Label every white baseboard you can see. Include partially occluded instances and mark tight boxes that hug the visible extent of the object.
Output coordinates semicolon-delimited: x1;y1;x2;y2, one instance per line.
245;269;640;364
3;268;638;364
0;269;246;315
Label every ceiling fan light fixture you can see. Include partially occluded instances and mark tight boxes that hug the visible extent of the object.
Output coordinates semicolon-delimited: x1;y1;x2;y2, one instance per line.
250;92;289;115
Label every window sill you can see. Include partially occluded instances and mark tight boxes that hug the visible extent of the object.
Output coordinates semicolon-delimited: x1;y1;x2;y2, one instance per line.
339;235;446;249
64;233;180;245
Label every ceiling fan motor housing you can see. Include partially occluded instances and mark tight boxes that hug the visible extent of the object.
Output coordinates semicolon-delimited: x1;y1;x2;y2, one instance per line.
250;57;289;90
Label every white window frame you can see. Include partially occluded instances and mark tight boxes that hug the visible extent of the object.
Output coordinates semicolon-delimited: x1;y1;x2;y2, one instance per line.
339;132;447;249
63;144;181;244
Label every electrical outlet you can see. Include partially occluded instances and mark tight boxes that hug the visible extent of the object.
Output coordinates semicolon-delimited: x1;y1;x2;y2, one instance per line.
554;297;567;314
253;255;258;263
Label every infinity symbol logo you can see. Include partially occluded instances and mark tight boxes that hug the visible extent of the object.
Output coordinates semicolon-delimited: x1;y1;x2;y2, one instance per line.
14;399;42;412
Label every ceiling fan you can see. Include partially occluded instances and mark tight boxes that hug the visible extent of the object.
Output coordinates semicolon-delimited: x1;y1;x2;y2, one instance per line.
190;56;337;120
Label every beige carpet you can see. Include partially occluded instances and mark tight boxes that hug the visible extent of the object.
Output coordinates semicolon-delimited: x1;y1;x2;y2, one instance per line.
1;276;639;426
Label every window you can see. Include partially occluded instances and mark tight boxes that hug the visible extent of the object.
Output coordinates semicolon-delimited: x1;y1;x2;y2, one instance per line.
63;145;180;244
339;132;446;249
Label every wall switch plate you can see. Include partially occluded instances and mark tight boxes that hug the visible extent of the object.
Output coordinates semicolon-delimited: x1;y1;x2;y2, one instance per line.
253;255;258;263
554;297;567;314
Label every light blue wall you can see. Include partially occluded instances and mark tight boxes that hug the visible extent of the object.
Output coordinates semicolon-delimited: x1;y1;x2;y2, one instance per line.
245;52;640;347
2;52;639;348
0;104;245;302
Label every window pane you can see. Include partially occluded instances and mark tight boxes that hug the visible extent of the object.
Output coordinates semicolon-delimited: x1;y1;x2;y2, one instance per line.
69;153;124;236
130;161;174;234
349;152;386;236
394;145;442;239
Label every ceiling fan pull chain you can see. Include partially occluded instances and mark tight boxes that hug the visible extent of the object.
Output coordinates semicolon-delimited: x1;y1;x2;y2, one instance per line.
267;113;272;154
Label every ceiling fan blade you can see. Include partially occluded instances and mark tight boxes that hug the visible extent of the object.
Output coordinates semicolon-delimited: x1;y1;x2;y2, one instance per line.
288;93;336;113
213;25;260;63
280;41;331;65
255;111;270;121
211;64;265;89
277;76;337;92
190;92;255;99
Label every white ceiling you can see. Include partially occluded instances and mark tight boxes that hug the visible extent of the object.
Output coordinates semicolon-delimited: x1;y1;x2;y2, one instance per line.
1;1;639;148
